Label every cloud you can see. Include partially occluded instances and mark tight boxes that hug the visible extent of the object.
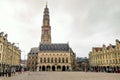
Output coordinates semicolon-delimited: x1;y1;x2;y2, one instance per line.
0;0;120;59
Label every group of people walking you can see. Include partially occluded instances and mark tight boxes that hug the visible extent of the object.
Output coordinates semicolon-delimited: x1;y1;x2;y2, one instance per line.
0;67;17;77
4;67;16;77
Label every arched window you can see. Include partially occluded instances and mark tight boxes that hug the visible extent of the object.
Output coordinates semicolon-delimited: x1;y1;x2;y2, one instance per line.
44;58;46;63
51;58;53;63
66;58;68;63
55;58;57;63
40;58;42;63
62;58;64;63
59;58;61;63
48;58;50;63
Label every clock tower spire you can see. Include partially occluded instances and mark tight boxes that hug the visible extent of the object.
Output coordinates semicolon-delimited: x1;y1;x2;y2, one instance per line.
41;4;51;44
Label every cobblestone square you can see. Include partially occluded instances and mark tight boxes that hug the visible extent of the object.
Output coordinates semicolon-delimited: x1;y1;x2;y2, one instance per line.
1;72;120;80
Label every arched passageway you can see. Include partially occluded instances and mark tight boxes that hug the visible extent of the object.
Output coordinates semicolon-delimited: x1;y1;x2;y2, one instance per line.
42;66;45;71
52;66;55;71
46;66;51;71
57;66;61;71
62;66;66;71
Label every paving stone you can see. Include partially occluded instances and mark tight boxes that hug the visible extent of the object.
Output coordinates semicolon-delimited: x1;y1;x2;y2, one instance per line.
0;72;120;80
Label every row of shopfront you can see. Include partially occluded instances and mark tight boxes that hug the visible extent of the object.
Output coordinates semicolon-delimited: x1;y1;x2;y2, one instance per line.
0;63;23;76
0;32;21;76
89;66;120;73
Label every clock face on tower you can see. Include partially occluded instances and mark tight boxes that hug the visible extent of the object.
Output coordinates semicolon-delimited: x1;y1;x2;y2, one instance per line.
44;28;49;30
44;28;49;34
44;28;49;33
41;4;51;44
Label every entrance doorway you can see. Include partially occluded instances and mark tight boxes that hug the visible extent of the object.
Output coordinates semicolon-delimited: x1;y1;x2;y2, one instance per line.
46;66;51;71
62;66;66;71
52;66;55;71
42;66;45;71
57;66;61;71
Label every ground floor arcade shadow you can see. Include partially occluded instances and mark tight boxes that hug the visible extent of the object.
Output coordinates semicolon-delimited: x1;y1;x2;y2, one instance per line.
39;65;70;71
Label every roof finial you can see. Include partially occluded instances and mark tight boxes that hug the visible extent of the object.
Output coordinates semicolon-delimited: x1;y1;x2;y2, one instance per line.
46;1;48;8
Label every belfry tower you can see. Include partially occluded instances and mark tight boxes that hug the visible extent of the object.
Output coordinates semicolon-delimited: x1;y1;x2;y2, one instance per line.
28;4;76;71
41;4;51;44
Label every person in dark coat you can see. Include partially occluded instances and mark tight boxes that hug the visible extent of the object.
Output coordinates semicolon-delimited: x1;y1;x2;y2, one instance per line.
4;68;8;77
8;68;11;77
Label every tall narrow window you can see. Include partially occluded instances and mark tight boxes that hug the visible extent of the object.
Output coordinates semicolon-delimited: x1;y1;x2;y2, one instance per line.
51;58;53;63
44;58;46;63
62;58;64;63
55;58;57;63
40;58;42;63
59;58;61;63
48;58;50;63
66;58;68;63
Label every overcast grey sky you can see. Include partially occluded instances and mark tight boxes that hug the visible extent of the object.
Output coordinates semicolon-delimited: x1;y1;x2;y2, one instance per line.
0;0;120;59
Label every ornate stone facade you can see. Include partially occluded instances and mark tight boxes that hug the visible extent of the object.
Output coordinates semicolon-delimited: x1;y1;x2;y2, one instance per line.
27;47;38;71
37;44;76;71
41;4;51;44
27;4;76;71
0;32;21;73
89;39;120;73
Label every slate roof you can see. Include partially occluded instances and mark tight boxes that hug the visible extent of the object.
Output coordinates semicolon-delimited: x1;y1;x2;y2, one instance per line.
29;47;39;54
112;45;115;48
107;45;116;49
39;43;69;51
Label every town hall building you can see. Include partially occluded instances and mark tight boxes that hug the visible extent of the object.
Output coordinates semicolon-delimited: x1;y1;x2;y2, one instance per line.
27;4;76;71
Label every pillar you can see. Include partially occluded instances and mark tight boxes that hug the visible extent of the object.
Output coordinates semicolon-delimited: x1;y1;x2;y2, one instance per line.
37;66;39;71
